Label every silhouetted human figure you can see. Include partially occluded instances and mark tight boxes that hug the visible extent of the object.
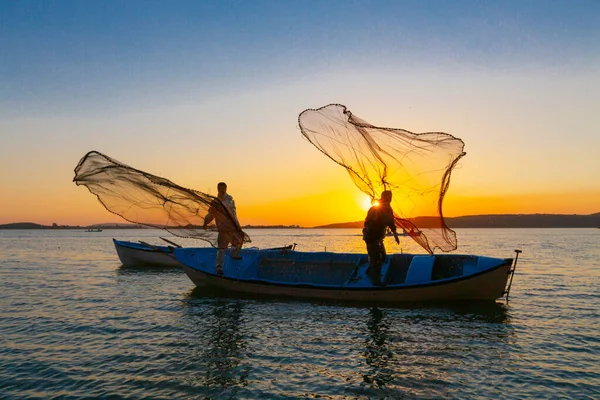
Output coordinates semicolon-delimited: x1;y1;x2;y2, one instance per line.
203;182;243;275
362;190;399;285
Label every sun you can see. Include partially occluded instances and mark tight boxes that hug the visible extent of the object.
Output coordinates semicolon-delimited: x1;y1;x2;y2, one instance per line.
360;195;378;211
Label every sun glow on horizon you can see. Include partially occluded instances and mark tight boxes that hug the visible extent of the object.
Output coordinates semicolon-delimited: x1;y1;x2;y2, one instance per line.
360;195;377;211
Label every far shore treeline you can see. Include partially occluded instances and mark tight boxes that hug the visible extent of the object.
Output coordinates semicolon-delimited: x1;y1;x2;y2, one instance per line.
2;213;600;229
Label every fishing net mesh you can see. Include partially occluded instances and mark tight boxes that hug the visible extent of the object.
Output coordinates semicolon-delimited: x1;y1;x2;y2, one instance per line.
299;104;465;254
73;151;250;247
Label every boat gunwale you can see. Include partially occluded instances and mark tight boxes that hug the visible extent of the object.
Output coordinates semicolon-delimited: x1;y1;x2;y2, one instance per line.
113;238;174;254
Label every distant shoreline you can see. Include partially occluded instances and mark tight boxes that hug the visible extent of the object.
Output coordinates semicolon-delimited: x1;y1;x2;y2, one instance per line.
314;213;600;229
0;223;308;230
1;213;599;230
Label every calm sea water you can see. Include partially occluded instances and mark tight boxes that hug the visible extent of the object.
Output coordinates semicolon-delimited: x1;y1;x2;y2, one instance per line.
1;228;599;399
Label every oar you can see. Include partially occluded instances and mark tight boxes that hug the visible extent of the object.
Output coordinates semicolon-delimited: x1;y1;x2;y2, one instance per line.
261;244;294;251
139;240;174;254
159;236;182;248
139;240;162;251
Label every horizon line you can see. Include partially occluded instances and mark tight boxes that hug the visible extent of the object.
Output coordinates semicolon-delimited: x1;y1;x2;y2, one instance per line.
1;210;599;229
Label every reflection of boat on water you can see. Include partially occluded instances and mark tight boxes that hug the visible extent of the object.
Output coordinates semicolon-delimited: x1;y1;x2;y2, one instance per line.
363;307;393;389
178;290;511;398
358;303;511;394
85;228;103;232
181;293;248;396
171;246;519;303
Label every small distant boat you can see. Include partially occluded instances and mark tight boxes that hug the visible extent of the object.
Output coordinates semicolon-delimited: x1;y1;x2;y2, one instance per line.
113;239;181;268
387;231;409;237
85;228;103;232
171;247;520;303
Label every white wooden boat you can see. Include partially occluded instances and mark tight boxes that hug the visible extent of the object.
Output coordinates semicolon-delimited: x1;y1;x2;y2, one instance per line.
172;246;520;303
112;239;181;268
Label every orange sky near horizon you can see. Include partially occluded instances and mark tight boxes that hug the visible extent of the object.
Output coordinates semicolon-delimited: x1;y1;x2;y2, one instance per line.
240;189;600;227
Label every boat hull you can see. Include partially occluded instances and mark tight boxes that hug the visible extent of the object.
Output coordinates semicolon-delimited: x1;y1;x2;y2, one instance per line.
113;239;181;268
175;248;514;303
181;263;511;302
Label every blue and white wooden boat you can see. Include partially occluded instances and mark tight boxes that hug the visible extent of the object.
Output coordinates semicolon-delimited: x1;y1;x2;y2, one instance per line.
113;239;181;268
173;247;520;303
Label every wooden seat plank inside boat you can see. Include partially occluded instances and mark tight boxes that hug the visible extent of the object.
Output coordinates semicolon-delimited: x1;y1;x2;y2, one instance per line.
384;254;414;285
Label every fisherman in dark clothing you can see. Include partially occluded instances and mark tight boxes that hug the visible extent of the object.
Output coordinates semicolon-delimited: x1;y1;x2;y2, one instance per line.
362;190;400;285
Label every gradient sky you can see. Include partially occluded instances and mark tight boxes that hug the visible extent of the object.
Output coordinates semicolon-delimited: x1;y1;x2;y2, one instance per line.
1;0;599;226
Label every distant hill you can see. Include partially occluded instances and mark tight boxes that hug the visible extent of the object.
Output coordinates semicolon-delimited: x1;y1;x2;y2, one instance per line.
447;213;600;228
313;213;600;229
0;222;48;229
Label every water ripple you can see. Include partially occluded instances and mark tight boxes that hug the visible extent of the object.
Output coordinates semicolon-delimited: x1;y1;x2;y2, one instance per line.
1;228;599;398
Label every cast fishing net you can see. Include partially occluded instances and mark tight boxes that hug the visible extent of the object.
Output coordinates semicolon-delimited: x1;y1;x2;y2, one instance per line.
298;104;465;254
73;151;250;247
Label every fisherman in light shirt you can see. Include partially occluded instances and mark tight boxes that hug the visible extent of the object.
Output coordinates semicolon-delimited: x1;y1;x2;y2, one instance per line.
202;182;243;275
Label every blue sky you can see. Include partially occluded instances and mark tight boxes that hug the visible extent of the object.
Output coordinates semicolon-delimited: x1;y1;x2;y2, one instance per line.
3;1;598;114
1;1;599;225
